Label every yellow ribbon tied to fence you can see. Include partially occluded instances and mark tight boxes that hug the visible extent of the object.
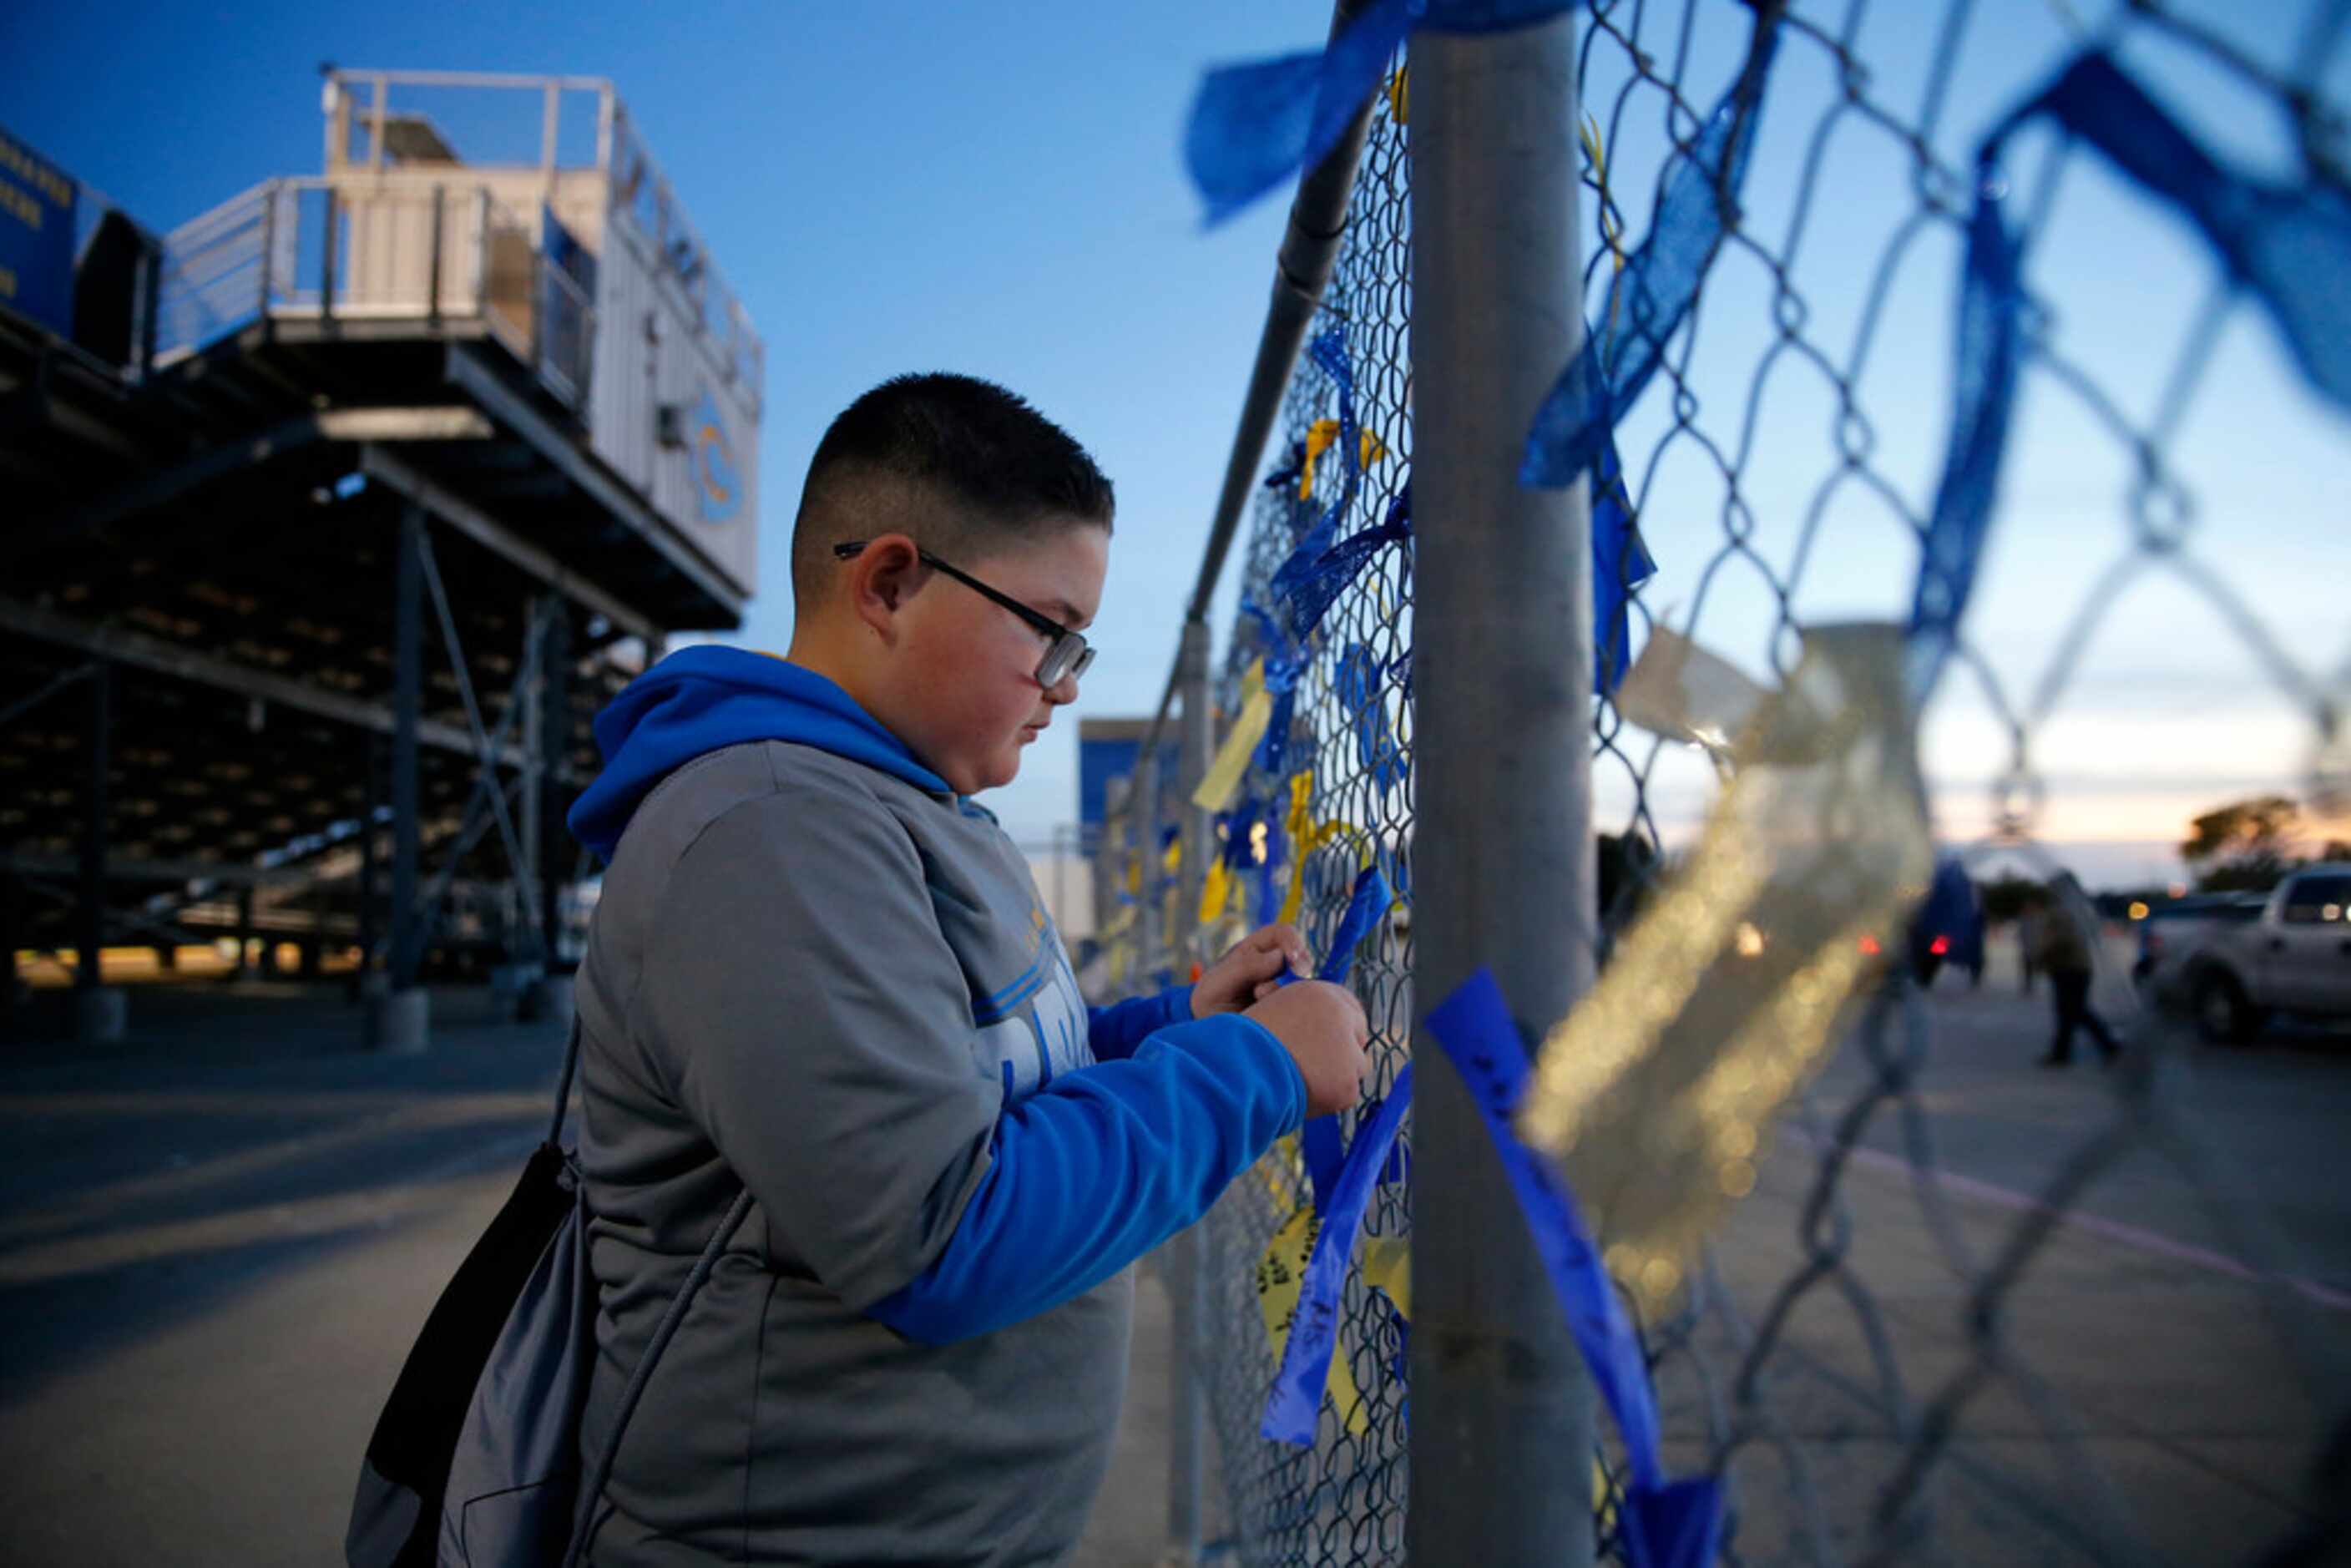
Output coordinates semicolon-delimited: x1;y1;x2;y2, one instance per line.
1297;419;1388;499
1517;623;1933;1318
1254;1205;1370;1439
1276;770;1353;928
1192;659;1272;813
1198;853;1232;927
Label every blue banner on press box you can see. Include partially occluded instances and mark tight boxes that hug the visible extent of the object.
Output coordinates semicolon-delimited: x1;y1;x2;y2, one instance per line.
0;123;79;339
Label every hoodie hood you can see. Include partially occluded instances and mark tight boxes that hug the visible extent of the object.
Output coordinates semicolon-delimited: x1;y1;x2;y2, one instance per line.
567;646;948;862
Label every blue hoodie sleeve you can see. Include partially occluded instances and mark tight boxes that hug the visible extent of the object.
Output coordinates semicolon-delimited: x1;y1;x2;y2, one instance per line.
870;1012;1304;1343
1086;985;1196;1061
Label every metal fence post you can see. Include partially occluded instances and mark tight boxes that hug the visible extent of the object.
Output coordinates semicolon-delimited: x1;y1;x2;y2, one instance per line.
1136;747;1163;984
1165;617;1216;1565
371;503;430;1053
1098;778;1127;943
319;185;338;322
1407;13;1598;1567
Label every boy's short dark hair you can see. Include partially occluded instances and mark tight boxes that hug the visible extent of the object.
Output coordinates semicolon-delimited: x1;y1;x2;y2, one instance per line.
791;374;1115;613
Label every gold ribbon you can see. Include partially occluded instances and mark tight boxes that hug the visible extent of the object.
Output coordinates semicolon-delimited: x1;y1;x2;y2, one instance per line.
1191;660;1272;813
1297;420;1389;500
1253;1204;1370;1439
1518;624;1933;1317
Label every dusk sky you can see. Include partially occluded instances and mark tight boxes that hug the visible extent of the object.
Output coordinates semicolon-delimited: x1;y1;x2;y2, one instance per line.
5;0;2343;888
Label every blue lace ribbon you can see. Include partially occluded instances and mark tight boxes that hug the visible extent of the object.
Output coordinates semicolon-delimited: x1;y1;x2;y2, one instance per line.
1426;969;1724;1568
1907;157;2023;705
2011;53;2351;412
1593;442;1658;695
1520;26;1782;490
1287;861;1399;1211
1337;644;1407;795
1909;49;2351;704
1261;1064;1414;1446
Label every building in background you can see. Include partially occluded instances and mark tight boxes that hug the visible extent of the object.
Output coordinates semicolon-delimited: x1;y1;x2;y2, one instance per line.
1;72;761;1050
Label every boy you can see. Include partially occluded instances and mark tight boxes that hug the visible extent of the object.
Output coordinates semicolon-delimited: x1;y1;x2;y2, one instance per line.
564;373;1370;1565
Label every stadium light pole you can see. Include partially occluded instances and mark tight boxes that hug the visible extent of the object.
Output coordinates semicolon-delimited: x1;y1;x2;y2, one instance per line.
1407;13;1599;1565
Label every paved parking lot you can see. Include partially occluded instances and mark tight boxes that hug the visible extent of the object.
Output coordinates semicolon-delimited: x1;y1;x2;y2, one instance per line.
1;972;2343;1565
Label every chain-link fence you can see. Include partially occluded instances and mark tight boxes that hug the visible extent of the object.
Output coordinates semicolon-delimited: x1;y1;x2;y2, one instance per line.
1100;1;2351;1562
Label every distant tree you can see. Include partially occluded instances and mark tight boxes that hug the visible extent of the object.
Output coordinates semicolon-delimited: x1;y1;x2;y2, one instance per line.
2182;795;2302;893
2321;839;2351;865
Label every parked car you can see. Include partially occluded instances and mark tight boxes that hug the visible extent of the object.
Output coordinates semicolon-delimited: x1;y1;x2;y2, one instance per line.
2133;893;2264;989
2141;865;2351;1043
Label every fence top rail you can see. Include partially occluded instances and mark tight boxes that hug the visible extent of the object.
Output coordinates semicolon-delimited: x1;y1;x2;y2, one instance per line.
323;68;612;95
1132;0;1383;767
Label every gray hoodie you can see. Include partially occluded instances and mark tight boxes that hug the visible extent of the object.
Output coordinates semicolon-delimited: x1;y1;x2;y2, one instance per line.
563;650;1302;1565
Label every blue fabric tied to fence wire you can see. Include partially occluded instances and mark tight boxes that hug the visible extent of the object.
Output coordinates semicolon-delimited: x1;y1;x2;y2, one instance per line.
1426;969;1724;1568
2013;53;2351;413
1273;502;1414;651
1907;155;2023;706
1269;331;1402;645
1261;1065;1414;1447
1905;48;2351;705
1337;644;1407;794
1263;437;1305;495
1593;442;1659;695
1240;595;1309;779
1521;25;1781;492
1185;0;1580;225
1284;862;1399;1214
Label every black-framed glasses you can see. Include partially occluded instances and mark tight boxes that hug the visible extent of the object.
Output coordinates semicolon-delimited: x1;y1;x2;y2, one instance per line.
834;540;1095;688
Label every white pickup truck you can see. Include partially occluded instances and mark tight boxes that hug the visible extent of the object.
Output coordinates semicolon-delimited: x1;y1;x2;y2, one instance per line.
2140;863;2351;1043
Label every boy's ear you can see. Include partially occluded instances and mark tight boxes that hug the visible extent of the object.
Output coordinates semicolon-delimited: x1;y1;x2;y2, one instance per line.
847;534;925;630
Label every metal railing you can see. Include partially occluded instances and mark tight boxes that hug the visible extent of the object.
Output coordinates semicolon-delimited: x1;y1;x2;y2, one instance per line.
1103;1;2351;1564
152;175;590;410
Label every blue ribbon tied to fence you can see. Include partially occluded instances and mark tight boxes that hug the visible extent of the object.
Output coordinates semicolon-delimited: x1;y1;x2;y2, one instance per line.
1520;21;1782;491
1336;643;1407;795
1284;862;1398;1211
1907;48;2351;705
1186;0;1581;225
1426;968;1724;1568
1271;861;1410;1430
1261;1063;1413;1447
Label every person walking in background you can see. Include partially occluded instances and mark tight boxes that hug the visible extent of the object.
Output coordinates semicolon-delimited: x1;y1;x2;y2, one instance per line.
2016;900;2042;994
2030;881;2120;1067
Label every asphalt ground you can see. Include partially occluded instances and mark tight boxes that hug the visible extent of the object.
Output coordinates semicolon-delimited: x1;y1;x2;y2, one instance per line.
2;968;2345;1565
1661;956;2351;1566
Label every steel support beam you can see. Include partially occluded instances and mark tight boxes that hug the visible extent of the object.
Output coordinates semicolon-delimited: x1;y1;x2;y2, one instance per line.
518;599;544;964
360;444;661;642
5;406;492;566
356;756;382;995
389;504;425;989
77;662;111;992
444;344;746;624
535;594;573;967
0;660;97;735
1;869;18;1044
1408;15;1597;1566
0;852;313;886
0;593;532;768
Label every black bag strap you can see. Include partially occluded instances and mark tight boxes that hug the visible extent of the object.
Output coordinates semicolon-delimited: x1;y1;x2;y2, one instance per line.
554;1009;755;1568
546;1014;584;1147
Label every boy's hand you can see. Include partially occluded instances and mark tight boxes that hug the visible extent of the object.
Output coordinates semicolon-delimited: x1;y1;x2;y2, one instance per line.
1191;923;1313;1017
1244;981;1370;1118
